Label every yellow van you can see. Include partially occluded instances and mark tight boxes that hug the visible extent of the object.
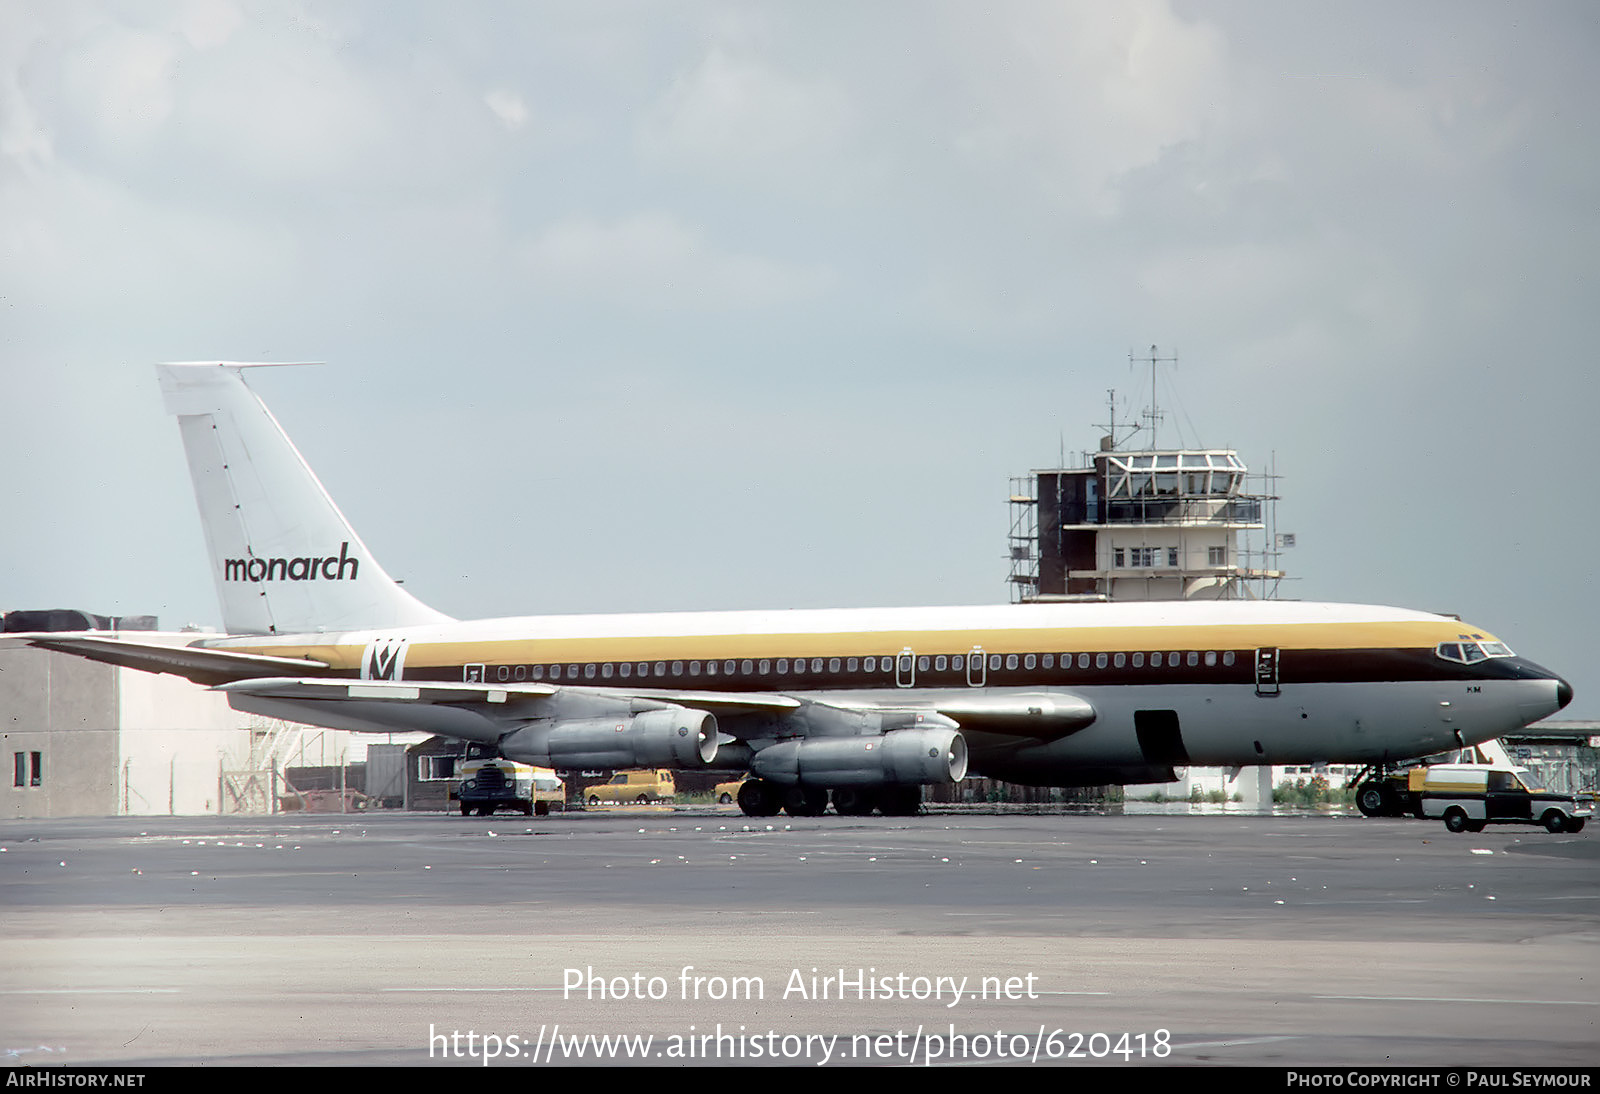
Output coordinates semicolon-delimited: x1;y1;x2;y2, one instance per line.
586;770;676;806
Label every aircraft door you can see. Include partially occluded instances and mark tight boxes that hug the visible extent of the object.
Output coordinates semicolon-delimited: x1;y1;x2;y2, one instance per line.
1254;648;1280;697
896;647;916;688
967;646;987;687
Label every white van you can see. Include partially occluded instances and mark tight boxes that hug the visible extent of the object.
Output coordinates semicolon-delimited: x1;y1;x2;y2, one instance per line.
1417;764;1590;834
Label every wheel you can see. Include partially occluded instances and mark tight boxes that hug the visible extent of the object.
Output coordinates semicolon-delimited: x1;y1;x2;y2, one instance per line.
782;786;827;817
1464;820;1486;833
737;778;782;817
718;793;733;805
521;802;534;816
1356;782;1387;817
588;794;600;807
1443;808;1469;834
831;788;878;816
635;794;650;805
460;802;471;817
1569;819;1586;833
1542;810;1569;834
878;786;924;817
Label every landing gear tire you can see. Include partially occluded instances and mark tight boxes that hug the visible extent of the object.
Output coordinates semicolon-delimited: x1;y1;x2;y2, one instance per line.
1356;782;1388;818
782;786;828;817
1443;808;1470;834
737;778;782;818
1542;810;1569;834
831;788;878;816
878;786;924;817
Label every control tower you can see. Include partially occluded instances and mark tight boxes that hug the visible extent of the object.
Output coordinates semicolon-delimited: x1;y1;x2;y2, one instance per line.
1008;349;1286;603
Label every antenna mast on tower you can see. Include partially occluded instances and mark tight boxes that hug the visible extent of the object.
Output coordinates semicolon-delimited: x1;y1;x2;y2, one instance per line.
1132;344;1178;449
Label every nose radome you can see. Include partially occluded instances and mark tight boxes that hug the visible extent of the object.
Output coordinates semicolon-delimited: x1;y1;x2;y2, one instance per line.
1556;678;1573;710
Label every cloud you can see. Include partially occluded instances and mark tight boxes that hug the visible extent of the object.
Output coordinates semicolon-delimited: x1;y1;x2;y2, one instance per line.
484;89;529;131
639;44;873;201
518;212;831;312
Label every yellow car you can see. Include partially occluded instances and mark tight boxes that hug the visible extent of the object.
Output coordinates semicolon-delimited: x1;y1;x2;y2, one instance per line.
712;777;749;805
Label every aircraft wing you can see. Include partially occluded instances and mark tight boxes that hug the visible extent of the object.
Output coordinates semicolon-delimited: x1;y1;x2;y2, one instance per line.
212;677;1089;739
0;634;335;686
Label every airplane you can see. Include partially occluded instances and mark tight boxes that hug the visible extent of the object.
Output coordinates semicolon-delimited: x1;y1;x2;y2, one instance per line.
8;362;1573;817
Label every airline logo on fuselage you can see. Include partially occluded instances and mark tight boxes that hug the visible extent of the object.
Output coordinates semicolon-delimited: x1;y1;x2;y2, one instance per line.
362;638;408;681
223;542;360;583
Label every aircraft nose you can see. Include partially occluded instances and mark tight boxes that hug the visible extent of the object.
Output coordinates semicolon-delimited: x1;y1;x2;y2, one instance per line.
1557;678;1573;710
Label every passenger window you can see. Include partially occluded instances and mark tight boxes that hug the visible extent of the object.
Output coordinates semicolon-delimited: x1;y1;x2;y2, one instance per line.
1186;652;1198;667
759;659;770;674
1132;652;1144;668
725;660;737;674
1113;652;1125;668
847;657;858;672
811;659;823;673
1006;654;1018;670
990;655;1002;670
1078;653;1090;669
830;658;842;672
689;661;701;676
671;661;683;675
584;664;597;679
1205;651;1217;667
1222;651;1235;666
1043;654;1054;669
601;663;613;678
1095;653;1107;669
1151;653;1161;668
917;656;928;671
952;655;964;671
1024;653;1036;670
935;655;947;671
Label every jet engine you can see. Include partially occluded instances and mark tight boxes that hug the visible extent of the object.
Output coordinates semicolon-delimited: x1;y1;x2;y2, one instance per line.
499;708;720;770
749;727;968;787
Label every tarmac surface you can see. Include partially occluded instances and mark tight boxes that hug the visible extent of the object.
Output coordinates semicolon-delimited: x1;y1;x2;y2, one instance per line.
2;806;1596;1067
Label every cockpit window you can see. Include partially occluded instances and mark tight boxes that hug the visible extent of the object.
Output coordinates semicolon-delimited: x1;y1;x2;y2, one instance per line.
1435;640;1515;664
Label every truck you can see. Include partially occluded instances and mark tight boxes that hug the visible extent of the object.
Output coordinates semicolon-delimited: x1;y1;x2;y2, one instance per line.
456;747;565;816
1417;764;1589;834
1353;761;1589;833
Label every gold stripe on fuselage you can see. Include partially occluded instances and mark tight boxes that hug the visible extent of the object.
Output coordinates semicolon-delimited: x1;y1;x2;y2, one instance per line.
218;618;1482;675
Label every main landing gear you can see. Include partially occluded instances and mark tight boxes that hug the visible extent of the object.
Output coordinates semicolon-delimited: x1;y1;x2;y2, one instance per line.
735;778;923;818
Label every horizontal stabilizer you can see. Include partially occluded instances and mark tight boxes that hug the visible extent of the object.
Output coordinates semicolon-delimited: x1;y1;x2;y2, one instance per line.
1;634;333;686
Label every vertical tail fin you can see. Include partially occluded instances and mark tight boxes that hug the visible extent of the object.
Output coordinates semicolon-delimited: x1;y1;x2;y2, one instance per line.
156;362;452;636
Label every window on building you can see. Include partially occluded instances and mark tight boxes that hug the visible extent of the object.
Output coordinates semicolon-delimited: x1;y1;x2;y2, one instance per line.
1168;547;1179;567
1113;547;1125;568
13;752;24;788
419;755;458;781
1208;545;1227;566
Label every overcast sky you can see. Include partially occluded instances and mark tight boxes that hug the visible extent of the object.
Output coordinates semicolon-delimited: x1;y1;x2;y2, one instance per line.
3;1;1596;717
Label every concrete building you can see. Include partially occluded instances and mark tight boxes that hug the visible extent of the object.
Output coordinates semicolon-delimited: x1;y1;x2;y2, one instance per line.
2;636;402;819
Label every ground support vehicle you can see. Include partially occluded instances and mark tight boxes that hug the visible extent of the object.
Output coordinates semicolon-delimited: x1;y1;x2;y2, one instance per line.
1415;764;1590;834
586;769;676;806
456;756;564;816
